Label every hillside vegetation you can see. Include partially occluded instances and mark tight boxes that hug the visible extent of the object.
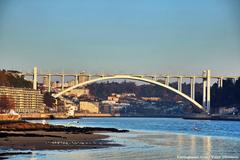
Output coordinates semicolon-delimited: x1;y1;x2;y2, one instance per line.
0;70;32;88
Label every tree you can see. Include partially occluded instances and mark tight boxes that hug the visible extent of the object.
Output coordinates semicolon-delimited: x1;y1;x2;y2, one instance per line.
0;95;15;113
43;92;55;108
234;78;240;104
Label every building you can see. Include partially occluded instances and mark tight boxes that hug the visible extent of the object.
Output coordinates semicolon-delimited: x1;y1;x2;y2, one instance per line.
100;104;112;114
43;76;49;88
67;80;76;87
78;74;90;83
52;81;61;88
121;93;136;97
107;93;121;102
219;107;238;115
0;86;45;113
141;97;161;101
79;101;99;113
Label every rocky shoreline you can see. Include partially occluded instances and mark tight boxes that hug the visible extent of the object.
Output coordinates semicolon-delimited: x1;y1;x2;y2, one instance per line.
0;121;128;133
0;121;128;154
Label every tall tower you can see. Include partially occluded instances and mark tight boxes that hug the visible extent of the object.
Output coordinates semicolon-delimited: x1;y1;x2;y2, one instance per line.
33;66;38;90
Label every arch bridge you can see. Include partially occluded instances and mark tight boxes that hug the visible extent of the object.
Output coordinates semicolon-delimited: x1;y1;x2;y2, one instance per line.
21;67;240;114
53;74;206;112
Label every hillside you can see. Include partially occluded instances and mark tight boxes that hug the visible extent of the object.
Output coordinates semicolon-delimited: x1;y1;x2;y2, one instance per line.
0;70;32;88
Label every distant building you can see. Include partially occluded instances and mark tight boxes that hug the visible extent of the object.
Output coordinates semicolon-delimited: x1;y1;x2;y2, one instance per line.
79;101;99;113
78;74;90;83
111;103;130;114
0;86;45;113
43;76;49;88
141;97;161;101
100;104;112;114
107;93;121;102
66;105;78;117
219;107;238;115
52;81;61;88
101;100;117;105
67;80;76;87
121;93;136;97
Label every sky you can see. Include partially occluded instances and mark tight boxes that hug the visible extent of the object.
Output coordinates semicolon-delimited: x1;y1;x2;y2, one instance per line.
0;0;240;76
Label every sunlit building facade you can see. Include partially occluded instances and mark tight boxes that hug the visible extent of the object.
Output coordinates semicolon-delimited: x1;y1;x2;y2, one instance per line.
79;101;99;113
0;86;45;113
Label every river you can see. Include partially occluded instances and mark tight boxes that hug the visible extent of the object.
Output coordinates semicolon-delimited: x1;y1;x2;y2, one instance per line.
2;117;240;160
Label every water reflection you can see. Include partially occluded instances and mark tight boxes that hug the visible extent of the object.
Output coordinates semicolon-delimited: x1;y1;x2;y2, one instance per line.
130;131;240;160
6;118;240;160
39;132;239;160
204;136;212;157
177;134;184;154
190;135;196;155
7;132;240;160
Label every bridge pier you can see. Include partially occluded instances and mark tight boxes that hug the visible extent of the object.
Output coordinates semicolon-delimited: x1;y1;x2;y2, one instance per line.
206;70;211;112
165;76;170;86
75;75;78;85
33;67;38;90
177;76;182;92
203;78;207;108
218;77;223;88
202;70;211;113
190;76;195;99
153;75;157;81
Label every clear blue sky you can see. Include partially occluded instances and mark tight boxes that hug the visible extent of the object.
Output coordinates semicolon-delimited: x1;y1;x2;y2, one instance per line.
0;0;239;76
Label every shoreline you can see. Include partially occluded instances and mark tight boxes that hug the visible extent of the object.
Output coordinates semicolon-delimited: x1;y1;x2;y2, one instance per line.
19;115;240;121
183;114;240;121
0;121;128;151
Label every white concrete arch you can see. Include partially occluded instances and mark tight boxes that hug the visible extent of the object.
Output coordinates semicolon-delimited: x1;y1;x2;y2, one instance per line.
53;75;206;112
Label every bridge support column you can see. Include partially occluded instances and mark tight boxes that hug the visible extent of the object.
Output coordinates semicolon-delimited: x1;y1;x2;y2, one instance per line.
48;74;51;92
206;70;211;113
190;76;195;99
202;70;211;113
165;76;170;86
61;75;65;91
202;71;207;108
218;77;223;88
33;67;38;90
153;75;157;81
178;76;182;92
75;75;78;85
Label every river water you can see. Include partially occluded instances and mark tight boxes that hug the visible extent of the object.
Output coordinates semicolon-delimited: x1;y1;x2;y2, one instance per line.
2;118;240;160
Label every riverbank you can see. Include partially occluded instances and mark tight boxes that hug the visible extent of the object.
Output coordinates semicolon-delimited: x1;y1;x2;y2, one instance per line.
0;121;128;151
183;114;240;121
19;113;112;120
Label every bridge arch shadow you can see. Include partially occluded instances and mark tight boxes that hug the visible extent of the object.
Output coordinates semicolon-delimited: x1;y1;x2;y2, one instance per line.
53;75;207;113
